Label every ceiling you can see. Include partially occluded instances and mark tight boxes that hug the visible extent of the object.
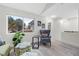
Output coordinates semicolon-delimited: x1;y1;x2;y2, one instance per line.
42;3;79;18
0;3;79;18
0;3;55;15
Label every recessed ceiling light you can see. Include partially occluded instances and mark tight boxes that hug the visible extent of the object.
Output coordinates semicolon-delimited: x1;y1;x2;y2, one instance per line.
59;20;64;24
51;15;56;18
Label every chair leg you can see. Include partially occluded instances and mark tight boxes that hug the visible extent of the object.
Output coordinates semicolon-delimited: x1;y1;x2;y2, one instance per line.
49;40;51;47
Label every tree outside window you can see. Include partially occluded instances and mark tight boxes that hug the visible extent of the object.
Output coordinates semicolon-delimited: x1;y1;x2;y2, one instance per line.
8;16;34;33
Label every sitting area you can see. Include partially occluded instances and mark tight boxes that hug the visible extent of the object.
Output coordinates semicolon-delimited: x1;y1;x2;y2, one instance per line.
0;29;51;56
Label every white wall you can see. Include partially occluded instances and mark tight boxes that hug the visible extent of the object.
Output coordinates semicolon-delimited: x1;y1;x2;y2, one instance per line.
0;5;44;46
52;17;78;36
52;16;79;47
45;17;53;41
44;15;79;43
62;32;79;47
59;17;78;31
43;3;79;47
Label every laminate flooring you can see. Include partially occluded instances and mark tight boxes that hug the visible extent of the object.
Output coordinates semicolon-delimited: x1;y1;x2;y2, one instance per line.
37;40;79;56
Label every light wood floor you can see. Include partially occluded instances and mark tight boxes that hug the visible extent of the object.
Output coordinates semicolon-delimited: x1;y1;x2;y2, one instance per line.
38;40;79;56
10;40;79;56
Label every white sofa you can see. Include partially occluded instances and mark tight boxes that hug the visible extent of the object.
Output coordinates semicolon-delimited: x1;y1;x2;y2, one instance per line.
0;44;10;56
15;42;31;56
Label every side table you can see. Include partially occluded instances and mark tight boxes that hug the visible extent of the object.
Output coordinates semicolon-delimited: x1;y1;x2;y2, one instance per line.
32;35;40;49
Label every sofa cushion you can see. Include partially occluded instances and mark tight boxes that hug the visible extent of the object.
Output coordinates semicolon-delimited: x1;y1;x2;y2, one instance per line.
15;42;31;49
0;44;10;56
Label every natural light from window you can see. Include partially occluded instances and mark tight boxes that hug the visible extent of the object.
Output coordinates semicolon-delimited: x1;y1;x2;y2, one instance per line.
8;15;34;33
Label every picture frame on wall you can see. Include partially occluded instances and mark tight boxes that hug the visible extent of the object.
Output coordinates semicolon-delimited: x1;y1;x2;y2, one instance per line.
42;23;45;28
48;22;51;30
37;21;41;26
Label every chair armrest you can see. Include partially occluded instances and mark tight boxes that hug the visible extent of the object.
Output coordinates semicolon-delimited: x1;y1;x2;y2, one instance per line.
49;36;51;38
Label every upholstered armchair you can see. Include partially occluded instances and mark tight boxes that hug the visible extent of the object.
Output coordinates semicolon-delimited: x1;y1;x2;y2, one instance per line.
40;30;51;47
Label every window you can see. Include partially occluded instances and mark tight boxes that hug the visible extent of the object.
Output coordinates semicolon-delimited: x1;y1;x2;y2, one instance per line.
8;15;34;33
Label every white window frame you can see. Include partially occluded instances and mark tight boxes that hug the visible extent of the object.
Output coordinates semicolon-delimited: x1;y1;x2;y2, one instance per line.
6;15;34;34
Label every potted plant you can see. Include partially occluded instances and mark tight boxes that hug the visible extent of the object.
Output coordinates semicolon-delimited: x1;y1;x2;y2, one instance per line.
12;32;25;47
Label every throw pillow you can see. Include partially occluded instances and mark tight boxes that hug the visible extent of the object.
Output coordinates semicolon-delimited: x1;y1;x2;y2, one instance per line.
0;36;5;46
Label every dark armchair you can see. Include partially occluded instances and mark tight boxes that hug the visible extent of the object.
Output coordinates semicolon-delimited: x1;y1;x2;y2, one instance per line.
40;30;51;47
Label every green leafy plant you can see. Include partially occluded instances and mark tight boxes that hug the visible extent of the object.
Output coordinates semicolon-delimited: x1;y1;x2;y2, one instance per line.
12;32;25;47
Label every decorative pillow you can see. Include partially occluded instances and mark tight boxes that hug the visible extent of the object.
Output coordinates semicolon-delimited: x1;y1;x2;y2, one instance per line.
0;41;3;46
15;42;31;49
42;34;48;36
0;36;5;46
